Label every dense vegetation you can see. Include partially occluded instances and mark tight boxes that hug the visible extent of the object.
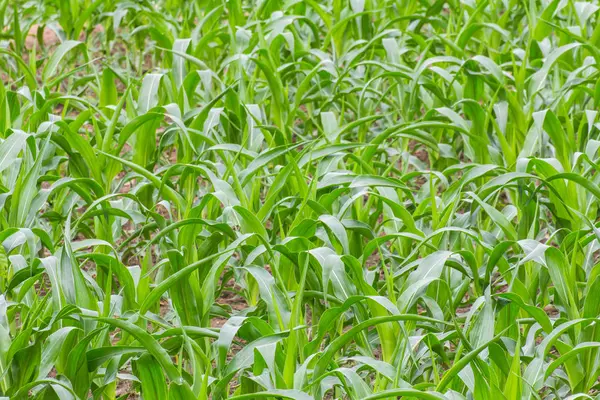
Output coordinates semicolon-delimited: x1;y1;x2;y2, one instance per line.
1;0;600;398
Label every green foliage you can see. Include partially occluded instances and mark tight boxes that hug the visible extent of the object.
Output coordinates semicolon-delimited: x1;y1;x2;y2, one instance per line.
1;0;600;399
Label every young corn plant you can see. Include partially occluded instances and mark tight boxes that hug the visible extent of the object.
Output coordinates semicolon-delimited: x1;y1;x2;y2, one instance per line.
1;0;600;399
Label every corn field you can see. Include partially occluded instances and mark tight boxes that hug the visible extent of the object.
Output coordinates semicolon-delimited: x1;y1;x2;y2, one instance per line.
1;0;600;399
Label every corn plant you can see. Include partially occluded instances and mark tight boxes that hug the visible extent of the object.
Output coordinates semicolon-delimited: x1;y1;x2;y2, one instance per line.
1;0;600;399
